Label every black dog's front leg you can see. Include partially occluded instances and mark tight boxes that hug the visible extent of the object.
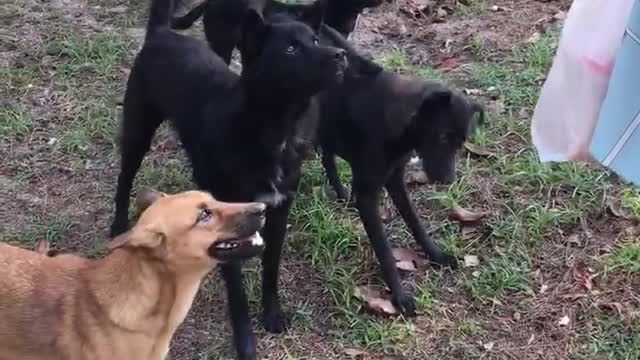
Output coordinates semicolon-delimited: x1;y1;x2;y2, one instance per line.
385;168;458;269
321;151;350;202
261;197;294;333
220;263;256;360
354;188;416;316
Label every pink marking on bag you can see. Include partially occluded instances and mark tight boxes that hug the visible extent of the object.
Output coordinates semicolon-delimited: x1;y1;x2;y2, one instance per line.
581;56;614;75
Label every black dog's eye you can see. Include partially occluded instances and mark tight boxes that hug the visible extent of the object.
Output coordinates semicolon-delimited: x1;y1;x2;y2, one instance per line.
197;208;213;223
286;45;297;54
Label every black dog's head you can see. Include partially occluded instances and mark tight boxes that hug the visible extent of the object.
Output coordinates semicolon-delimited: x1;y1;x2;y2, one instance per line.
414;88;484;184
239;8;347;97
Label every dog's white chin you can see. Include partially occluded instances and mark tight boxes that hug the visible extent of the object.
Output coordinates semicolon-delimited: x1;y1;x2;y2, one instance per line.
249;232;264;246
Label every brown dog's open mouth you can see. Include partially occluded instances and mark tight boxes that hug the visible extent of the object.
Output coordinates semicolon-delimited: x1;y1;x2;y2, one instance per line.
209;232;264;262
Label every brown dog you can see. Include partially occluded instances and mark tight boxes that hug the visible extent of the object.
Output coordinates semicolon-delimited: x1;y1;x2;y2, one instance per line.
0;190;266;360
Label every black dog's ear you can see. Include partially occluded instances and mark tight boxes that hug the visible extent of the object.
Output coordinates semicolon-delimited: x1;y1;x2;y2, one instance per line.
419;89;452;114
241;9;268;63
300;0;326;32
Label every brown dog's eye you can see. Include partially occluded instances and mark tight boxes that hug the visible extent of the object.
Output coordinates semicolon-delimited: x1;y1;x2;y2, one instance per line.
197;208;213;223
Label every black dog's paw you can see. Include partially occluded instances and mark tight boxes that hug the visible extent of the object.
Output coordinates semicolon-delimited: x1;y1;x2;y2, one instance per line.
234;333;257;360
263;306;290;334
391;292;417;317
430;252;459;270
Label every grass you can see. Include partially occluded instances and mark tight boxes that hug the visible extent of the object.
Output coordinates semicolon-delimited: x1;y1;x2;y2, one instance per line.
0;102;32;141
58;96;120;153
466;253;532;300
52;31;129;81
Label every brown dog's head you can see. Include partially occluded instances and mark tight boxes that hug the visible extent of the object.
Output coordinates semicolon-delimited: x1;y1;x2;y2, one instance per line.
109;190;266;271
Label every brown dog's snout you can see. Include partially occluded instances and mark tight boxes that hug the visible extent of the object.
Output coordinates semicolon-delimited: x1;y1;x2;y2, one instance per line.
222;202;266;239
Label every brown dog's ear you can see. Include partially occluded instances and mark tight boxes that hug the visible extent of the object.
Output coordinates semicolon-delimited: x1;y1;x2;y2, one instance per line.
109;228;165;251
35;238;50;254
136;189;166;212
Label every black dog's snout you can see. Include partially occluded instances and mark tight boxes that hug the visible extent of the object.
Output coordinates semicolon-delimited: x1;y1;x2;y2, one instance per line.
334;49;347;61
251;203;267;217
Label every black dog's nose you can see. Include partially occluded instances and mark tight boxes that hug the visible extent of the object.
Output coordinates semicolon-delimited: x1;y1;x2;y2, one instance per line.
335;49;347;61
252;202;267;216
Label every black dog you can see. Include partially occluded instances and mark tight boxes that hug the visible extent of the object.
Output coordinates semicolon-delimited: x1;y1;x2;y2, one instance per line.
317;27;484;315
110;0;346;358
171;0;385;64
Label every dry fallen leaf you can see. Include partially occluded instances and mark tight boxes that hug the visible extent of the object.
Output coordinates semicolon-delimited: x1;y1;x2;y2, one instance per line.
392;248;426;271
606;197;632;219
461;224;480;240
344;347;366;358
464;142;493;157
463;255;480;267
558;315;570;327
406;169;429;185
483;341;495;351
572;262;597;291
596;301;625;316
464;88;483;95
354;286;398;316
438;57;460;71
451;205;489;224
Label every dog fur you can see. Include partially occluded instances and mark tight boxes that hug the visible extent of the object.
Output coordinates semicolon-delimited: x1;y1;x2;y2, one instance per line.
0;190;265;360
317;26;485;315
171;0;385;64
110;0;346;358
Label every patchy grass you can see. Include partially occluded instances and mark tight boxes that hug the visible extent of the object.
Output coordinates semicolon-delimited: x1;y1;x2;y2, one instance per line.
0;102;32;142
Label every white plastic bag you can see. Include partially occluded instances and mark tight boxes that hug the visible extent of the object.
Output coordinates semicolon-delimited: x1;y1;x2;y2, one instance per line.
531;0;634;162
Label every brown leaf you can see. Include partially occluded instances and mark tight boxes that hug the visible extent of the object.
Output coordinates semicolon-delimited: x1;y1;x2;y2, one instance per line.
450;205;489;224
437;57;460;71
606;197;632;219
596;301;625;316
572;262;597;291
464;142;494;157
344;347;366;358
406;169;429;185
392;248;426;271
354;286;398;316
463;255;480;267
461;224;480;240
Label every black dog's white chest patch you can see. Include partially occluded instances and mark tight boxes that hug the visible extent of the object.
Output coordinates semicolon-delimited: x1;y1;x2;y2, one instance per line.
254;142;288;206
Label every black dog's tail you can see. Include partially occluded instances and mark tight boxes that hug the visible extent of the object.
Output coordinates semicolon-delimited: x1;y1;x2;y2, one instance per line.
146;0;175;39
171;1;207;29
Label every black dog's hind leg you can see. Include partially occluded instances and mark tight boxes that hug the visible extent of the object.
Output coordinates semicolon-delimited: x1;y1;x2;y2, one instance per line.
111;86;163;237
261;196;295;333
321;150;350;202
353;177;417;316
221;263;257;360
385;167;458;269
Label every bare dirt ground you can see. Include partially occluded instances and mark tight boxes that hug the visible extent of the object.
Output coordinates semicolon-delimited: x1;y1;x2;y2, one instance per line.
1;0;639;359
